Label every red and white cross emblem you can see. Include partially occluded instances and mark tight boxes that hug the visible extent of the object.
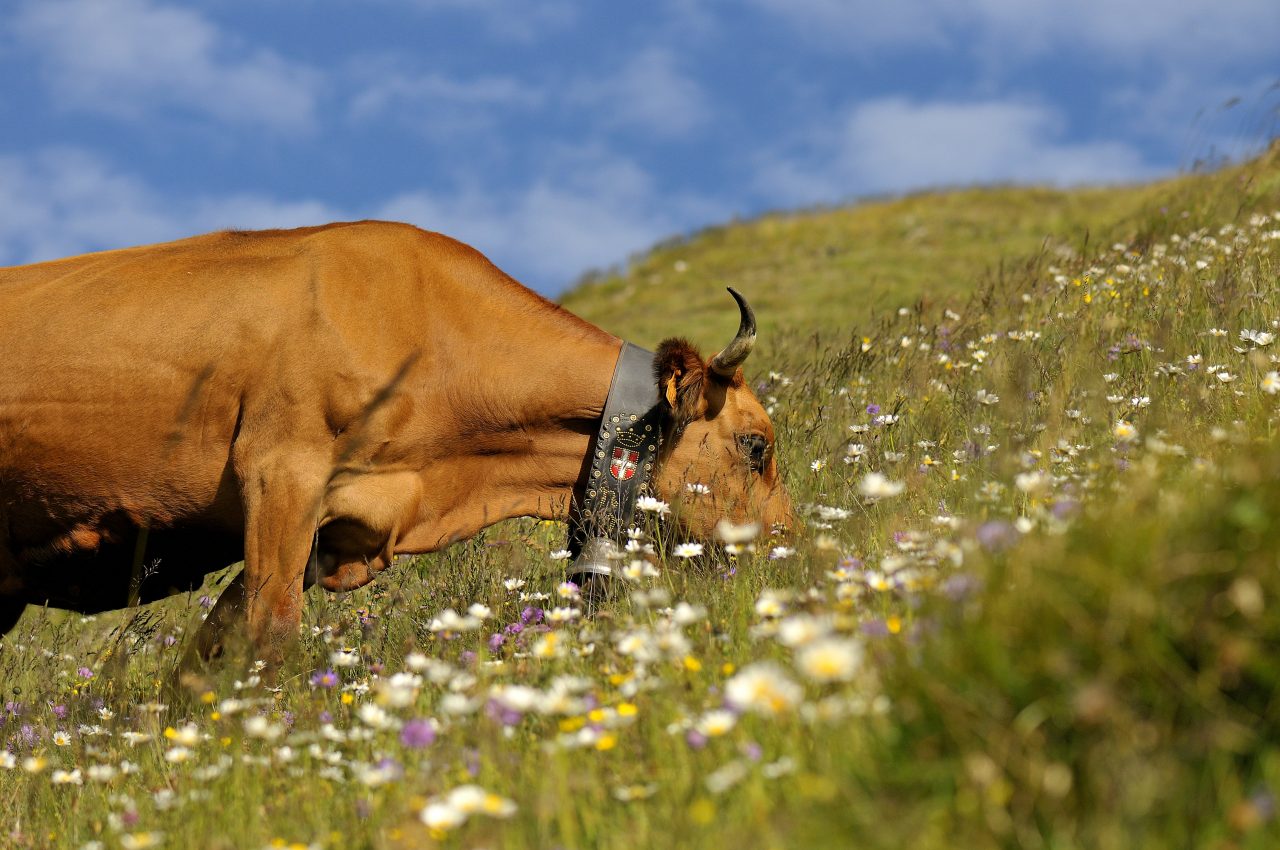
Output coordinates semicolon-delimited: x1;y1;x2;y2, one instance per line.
610;447;640;481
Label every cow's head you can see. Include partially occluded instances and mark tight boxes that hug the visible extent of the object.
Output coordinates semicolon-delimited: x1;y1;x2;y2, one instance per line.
651;289;793;539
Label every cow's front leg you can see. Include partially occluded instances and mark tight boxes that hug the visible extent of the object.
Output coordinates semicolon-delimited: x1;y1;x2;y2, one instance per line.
239;459;325;671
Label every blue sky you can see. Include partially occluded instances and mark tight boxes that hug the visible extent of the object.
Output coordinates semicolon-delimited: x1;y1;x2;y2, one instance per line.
1;0;1276;294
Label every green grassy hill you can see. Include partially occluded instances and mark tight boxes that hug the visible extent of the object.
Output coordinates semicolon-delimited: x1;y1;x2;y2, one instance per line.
5;144;1280;849
562;143;1280;349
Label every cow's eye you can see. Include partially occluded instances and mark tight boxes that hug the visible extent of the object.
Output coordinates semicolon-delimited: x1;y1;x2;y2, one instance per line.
737;433;769;473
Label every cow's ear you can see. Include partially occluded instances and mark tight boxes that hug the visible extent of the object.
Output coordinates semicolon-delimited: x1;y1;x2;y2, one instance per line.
654;338;706;423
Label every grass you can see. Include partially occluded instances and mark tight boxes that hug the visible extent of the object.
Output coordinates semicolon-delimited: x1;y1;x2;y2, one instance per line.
561;143;1280;349
3;142;1280;849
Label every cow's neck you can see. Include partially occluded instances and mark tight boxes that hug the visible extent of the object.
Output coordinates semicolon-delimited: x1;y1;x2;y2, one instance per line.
408;298;626;549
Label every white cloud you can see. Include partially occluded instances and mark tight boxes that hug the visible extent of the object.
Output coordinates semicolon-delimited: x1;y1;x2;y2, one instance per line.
0;149;171;264
1107;73;1280;164
347;65;544;141
0;146;713;294
15;0;320;132
378;149;724;287
0;149;342;266
351;73;542;119
745;0;1280;62
756;97;1156;204
569;47;712;139
960;0;1280;62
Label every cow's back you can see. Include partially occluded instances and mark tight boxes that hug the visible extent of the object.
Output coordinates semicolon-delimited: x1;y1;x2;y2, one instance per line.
0;222;398;555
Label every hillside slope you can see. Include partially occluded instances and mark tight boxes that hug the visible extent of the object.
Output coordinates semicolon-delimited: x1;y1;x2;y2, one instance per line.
5;143;1280;849
561;143;1280;350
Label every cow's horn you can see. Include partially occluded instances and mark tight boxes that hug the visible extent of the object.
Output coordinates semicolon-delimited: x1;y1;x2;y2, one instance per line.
709;288;757;377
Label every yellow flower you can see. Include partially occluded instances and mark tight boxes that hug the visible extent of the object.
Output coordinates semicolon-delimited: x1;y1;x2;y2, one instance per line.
689;799;716;825
683;656;703;673
595;733;618;751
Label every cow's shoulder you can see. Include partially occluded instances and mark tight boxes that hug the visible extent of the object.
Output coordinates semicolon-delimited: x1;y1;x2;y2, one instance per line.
289;220;499;271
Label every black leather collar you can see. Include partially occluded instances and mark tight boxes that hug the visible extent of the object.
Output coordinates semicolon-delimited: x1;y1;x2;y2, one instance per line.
566;342;663;579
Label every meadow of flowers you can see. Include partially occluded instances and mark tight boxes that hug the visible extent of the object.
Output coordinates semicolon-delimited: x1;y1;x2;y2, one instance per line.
4;150;1280;849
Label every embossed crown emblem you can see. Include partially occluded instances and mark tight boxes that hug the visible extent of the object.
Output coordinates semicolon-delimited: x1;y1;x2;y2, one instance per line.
615;429;644;448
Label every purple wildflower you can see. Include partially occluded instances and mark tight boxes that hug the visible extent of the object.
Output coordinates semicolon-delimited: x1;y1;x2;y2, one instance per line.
860;619;891;638
485;700;523;727
941;573;982;601
1051;499;1080;520
400;719;437;749
310;669;339;689
975;521;1018;553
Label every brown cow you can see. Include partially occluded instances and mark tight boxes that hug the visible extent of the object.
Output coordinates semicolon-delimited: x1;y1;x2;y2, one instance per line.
0;221;791;667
